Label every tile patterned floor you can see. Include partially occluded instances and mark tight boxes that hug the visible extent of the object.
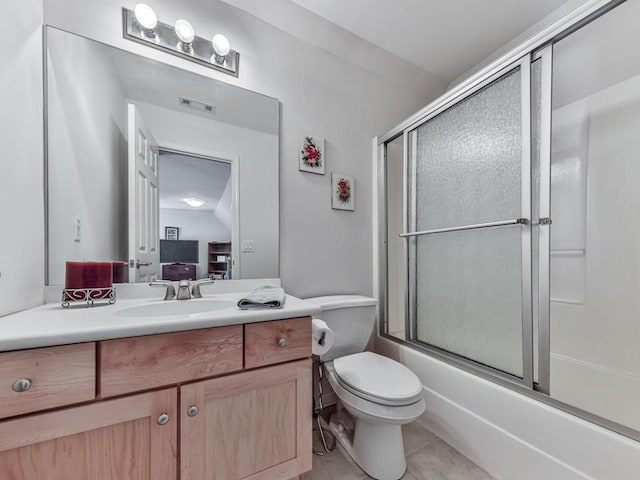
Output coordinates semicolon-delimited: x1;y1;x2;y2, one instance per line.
307;421;494;480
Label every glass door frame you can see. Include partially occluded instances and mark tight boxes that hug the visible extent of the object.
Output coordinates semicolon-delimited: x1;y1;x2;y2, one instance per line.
401;54;534;389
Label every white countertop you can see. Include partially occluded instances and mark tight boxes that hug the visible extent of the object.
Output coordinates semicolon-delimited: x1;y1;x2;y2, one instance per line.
0;293;322;352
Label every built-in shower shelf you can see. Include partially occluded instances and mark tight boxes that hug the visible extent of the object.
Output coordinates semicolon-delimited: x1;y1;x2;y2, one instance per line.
550;249;585;256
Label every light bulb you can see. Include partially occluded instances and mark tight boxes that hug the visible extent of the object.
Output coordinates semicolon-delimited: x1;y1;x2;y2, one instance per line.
182;197;206;208
134;4;158;30
174;19;195;44
212;34;230;58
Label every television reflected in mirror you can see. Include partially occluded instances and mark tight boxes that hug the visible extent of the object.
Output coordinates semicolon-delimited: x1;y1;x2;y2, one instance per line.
160;240;199;264
45;26;280;284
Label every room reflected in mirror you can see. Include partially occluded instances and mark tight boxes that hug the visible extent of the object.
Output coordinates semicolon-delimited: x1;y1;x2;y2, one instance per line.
158;151;234;282
45;26;279;284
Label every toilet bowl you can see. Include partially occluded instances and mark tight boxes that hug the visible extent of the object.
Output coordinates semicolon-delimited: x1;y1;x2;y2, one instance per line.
305;296;425;480
324;352;425;480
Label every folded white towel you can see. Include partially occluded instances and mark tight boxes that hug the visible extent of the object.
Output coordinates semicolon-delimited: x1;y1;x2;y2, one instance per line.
237;286;286;309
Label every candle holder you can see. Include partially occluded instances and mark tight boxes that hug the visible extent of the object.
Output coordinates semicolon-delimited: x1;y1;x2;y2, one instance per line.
61;287;116;308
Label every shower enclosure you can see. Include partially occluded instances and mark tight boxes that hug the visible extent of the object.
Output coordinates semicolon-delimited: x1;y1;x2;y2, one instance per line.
377;0;640;441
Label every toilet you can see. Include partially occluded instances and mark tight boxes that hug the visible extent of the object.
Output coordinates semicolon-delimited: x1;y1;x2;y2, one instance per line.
305;295;425;480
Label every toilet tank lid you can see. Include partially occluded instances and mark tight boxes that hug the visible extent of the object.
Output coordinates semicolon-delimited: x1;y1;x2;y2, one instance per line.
304;295;377;311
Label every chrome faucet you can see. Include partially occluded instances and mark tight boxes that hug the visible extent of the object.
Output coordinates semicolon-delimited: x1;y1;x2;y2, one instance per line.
150;279;215;300
176;280;192;300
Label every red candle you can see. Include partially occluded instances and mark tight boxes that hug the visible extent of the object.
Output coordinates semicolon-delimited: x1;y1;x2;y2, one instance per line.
112;261;128;284
65;262;113;289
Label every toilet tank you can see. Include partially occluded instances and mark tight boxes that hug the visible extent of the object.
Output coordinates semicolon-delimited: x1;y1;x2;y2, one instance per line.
304;295;377;361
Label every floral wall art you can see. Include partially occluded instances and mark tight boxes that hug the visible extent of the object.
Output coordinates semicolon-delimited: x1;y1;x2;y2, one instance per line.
331;173;355;211
299;136;324;174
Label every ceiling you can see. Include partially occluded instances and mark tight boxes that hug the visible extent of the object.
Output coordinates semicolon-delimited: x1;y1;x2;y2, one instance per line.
109;42;279;135
225;0;576;83
159;152;231;212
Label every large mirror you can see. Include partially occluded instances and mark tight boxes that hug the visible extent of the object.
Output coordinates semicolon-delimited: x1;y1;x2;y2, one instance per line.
45;27;279;285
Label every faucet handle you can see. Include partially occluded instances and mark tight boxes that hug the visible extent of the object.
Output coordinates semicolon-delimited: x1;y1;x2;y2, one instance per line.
191;279;215;299
150;281;176;300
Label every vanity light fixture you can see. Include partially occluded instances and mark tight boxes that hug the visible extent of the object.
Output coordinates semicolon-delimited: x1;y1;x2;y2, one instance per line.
134;3;158;38
211;34;230;63
123;6;239;77
182;197;207;208
174;19;195;53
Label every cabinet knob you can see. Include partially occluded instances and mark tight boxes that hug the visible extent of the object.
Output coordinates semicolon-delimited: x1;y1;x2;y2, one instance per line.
187;405;199;417
12;378;31;393
278;338;287;348
157;413;170;425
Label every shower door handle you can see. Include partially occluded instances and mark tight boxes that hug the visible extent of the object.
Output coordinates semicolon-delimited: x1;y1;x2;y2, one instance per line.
399;218;529;238
529;218;552;226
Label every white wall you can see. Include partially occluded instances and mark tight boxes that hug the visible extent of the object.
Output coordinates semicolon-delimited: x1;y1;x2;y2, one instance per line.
47;28;128;285
42;0;446;302
136;101;278;279
159;208;230;279
0;0;44;316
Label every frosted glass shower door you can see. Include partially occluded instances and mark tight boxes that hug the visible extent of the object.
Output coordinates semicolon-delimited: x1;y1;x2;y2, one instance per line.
406;60;532;379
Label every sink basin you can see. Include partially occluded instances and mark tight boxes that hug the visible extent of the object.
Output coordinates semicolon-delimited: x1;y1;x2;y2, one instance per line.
116;299;237;317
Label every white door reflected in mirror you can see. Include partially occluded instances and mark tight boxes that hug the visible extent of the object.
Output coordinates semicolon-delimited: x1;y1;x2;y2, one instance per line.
127;103;160;283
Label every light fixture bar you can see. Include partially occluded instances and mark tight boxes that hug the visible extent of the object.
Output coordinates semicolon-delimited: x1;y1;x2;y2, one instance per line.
122;8;239;77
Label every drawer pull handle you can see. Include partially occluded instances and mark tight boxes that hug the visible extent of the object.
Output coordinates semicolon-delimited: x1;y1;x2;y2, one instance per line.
157;413;170;425
12;378;31;393
187;405;199;417
278;338;287;348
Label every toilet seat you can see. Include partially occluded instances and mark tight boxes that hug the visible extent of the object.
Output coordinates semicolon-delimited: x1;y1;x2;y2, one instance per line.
333;352;423;406
324;361;425;425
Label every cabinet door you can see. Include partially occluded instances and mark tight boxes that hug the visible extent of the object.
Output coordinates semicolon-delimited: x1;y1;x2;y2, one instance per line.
0;388;177;480
181;359;312;480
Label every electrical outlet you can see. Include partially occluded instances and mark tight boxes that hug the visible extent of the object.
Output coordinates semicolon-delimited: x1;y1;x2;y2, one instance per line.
73;217;81;242
242;240;255;252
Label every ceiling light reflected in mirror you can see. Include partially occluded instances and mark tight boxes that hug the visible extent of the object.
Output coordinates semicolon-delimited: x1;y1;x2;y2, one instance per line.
182;197;207;208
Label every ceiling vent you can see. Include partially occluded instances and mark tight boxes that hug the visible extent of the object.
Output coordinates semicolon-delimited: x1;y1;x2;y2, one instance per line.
179;97;216;114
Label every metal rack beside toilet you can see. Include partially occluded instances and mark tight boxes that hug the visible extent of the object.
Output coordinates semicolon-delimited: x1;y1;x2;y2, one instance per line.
313;357;336;455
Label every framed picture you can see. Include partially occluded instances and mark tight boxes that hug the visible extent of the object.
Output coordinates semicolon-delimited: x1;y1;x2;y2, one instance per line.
299;136;325;174
331;173;355;211
165;226;179;240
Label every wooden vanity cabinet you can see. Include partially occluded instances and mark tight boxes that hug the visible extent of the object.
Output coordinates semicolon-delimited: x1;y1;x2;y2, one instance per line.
179;317;312;480
0;343;95;420
181;359;311;480
0;316;312;480
0;388;178;480
99;325;243;398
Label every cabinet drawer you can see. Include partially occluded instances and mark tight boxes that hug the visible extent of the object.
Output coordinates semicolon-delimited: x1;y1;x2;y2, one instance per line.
245;317;312;369
0;343;95;419
100;325;243;398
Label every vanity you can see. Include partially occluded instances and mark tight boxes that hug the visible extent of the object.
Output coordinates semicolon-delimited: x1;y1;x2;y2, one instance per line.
0;292;321;480
0;16;316;479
